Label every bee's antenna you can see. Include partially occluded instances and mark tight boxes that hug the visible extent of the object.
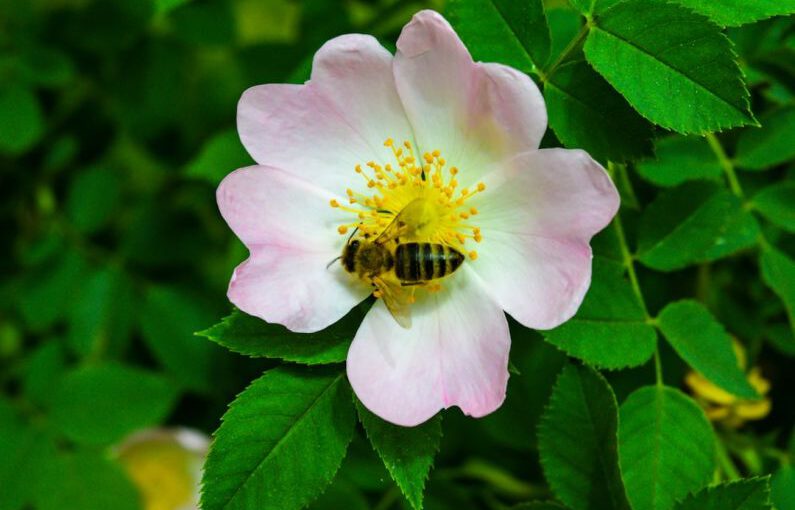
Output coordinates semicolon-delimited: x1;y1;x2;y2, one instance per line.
326;256;342;270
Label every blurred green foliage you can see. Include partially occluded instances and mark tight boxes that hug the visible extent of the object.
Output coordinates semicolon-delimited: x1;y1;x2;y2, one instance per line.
1;0;795;509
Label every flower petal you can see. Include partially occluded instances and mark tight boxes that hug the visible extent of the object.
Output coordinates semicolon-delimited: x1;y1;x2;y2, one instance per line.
469;148;619;330
393;10;546;185
217;165;369;332
477;148;620;240
217;165;347;251
238;34;413;193
347;271;510;426
228;248;368;333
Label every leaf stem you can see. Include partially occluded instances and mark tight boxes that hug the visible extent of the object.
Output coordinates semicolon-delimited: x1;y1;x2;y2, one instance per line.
607;163;662;384
373;486;400;510
705;133;744;199
540;22;591;82
715;438;742;480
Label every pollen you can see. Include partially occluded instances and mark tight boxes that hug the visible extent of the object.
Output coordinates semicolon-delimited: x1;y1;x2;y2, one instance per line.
330;138;486;283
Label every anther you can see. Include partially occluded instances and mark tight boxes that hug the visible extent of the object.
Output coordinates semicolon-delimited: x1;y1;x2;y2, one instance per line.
469;251;478;260
329;199;340;207
338;226;348;234
477;182;486;192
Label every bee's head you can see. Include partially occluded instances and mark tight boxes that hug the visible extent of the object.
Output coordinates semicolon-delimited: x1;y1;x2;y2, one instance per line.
341;239;361;273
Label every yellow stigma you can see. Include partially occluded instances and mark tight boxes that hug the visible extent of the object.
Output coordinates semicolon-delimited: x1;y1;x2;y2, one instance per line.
330;139;486;254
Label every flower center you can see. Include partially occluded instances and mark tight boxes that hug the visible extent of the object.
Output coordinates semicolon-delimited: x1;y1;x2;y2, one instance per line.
330;138;485;261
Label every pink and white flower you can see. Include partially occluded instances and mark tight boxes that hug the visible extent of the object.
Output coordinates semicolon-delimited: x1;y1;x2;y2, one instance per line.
217;10;619;427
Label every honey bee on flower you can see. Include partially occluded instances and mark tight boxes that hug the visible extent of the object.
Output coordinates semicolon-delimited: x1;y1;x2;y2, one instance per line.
217;10;619;426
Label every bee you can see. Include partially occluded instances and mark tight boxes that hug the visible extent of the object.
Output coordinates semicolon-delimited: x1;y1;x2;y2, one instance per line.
339;199;465;328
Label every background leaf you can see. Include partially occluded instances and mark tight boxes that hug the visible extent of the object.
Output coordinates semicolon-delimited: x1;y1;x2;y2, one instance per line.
752;182;795;233
669;0;795;28
584;0;754;133
637;181;760;271
735;106;795;170
673;477;772;510
538;364;630;510
619;386;716;510
198;309;361;364
657;300;758;398
544;59;654;163
356;401;442;510
0;85;44;155
543;258;657;369
636;136;722;187
447;0;550;72
760;247;795;336
201;367;355;510
50;363;179;446
35;452;140;510
771;466;795;510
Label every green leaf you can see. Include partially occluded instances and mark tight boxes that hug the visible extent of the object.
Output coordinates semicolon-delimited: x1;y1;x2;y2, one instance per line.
185;129;252;185
198;309;361;364
772;466;795;510
140;286;230;393
760;247;795;336
538;364;630;510
67;267;134;358
513;503;569;510
65;166;122;234
201;367;355;510
673;477;772;510
752;182;795;233
308;479;369;510
619;386;716;510
543;258;657;369
35;452;140;510
156;0;192;14
356;401;441;510
19;249;91;331
568;0;623;16
447;0;550;72
0;401;55;510
584;0;755;134
736;106;795;170
637;181;760;271
480;332;566;450
0;85;44;155
636;136;722;187
50;363;179;445
670;0;795;27
22;341;66;409
544;60;654;163
657;300;757;398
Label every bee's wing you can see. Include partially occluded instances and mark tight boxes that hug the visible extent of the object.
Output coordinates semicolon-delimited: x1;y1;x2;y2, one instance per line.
374;198;426;245
373;276;414;329
374;213;410;245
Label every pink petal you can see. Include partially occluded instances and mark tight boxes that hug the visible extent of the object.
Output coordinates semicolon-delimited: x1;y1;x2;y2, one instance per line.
217;165;346;251
347;271;510;426
237;35;413;193
217;166;369;332
393;10;547;185
228;248;368;333
469;149;619;329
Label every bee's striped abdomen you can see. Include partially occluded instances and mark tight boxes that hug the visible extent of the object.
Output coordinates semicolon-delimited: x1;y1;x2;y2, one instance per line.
394;243;464;282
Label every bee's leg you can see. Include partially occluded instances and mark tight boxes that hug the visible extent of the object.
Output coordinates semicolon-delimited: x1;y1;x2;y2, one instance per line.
400;281;424;287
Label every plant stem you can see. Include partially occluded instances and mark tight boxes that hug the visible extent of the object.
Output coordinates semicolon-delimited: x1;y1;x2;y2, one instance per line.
706;133;744;200
607;163;661;384
540;22;591;82
716;438;742;480
373;486;400;510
